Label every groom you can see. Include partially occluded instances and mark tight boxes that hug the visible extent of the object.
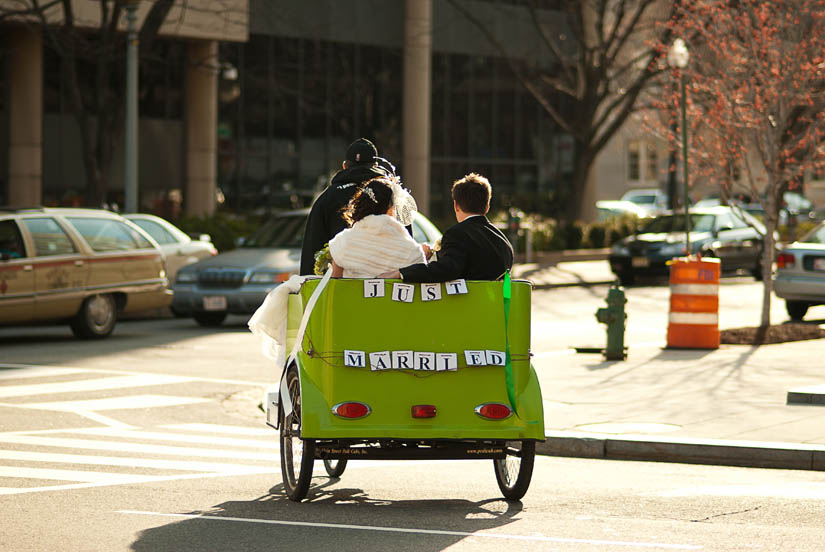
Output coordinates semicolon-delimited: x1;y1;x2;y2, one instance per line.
379;173;513;282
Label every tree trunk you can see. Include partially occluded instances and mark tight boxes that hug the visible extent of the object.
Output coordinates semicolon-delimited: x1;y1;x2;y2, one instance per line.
563;144;594;224
759;190;777;332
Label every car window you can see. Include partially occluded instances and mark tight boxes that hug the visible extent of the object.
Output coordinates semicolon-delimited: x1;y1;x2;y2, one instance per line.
243;215;306;248
67;217;153;251
411;220;429;244
130;219;177;245
640;213;715;233
627;194;656;205
0;220;26;259
22;217;78;256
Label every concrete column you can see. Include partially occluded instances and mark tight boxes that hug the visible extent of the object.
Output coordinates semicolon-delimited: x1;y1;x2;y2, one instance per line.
8;27;43;206
402;0;432;215
184;40;218;217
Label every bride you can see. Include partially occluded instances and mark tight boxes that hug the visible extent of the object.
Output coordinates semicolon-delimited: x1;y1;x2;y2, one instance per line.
249;176;427;364
329;177;426;277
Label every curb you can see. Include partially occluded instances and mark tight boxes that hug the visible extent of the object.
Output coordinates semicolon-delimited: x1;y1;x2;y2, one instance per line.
537;432;825;471
787;385;825;405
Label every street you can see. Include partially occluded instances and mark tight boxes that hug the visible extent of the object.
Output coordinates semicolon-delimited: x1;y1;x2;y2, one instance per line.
2;277;825;551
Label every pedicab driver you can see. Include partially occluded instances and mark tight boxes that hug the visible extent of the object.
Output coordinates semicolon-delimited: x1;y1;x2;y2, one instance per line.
379;172;513;282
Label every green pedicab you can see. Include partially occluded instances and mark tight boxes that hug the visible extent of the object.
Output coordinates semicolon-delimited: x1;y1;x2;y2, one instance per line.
266;273;544;502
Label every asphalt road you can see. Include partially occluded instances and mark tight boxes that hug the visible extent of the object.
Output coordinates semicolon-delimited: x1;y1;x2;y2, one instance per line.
2;279;824;551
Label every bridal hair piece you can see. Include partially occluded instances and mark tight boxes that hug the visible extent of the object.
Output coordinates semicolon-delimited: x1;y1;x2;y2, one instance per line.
390;179;418;226
362;185;378;204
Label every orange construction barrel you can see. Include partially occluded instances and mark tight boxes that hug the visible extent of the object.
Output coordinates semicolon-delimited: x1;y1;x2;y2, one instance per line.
666;256;720;349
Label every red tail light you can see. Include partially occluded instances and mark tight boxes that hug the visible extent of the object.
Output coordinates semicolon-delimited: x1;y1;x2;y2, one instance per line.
332;402;371;419
474;403;513;420
411;405;436;418
777;252;795;269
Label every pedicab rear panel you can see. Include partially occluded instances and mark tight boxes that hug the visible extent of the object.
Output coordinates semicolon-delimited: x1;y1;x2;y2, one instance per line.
289;278;543;441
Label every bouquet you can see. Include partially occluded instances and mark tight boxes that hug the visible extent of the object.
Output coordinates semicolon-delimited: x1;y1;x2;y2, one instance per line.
313;244;331;275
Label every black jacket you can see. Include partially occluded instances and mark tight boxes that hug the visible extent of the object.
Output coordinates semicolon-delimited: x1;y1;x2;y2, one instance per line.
400;215;513;282
299;164;384;275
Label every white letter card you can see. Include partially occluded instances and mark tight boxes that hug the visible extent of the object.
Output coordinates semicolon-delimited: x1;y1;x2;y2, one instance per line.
445;279;468;295
363;279;384;298
464;350;486;366
485;350;506;366
414;352;436;371
391;283;415;303
391;350;414;370
344;350;366;368
369;351;392;371
436;353;458;371
420;283;442;302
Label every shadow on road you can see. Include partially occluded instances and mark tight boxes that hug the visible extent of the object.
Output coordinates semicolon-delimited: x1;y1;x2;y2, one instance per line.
129;479;524;552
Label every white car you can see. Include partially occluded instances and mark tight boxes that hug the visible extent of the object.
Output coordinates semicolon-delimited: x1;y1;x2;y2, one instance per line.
774;222;825;320
123;214;217;282
619;188;669;216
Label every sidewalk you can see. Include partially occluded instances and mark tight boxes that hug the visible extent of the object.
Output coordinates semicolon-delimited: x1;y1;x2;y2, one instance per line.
513;252;825;472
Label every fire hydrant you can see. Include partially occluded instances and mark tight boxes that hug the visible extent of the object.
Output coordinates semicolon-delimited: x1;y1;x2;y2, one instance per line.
595;283;627;360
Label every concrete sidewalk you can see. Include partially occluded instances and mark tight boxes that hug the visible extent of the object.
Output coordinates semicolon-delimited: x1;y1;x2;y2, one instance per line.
512;253;825;472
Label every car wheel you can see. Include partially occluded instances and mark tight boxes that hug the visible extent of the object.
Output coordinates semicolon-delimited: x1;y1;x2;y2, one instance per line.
786;300;808;321
70;294;117;339
617;272;635;287
193;312;227;326
751;264;764;281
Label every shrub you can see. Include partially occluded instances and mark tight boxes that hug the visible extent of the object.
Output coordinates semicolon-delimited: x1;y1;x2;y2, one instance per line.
173;210;262;252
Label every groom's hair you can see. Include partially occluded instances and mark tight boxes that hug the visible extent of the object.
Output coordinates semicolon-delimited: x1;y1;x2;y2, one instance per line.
342;177;394;226
452;173;491;215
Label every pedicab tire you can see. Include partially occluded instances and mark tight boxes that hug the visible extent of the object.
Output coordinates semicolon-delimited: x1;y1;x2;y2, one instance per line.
493;440;535;501
279;365;315;501
323;459;348;478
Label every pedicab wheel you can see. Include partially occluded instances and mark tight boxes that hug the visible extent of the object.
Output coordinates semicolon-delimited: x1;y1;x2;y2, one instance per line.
323;458;347;478
279;366;315;501
494;440;535;501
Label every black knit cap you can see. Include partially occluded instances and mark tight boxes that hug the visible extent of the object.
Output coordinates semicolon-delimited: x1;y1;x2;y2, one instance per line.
345;138;378;165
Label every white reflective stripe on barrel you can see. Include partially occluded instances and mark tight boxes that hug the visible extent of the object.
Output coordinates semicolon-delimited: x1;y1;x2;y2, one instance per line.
668;312;719;325
670;283;719;296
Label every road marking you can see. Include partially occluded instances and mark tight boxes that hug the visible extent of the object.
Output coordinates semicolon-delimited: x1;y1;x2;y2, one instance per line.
17;394;211;411
117;511;703;550
0;434;279;461
0;466;159;483
70;428;280;449
162;423;275;436
0;367;86;380
0;449;272;473
0;374;192;398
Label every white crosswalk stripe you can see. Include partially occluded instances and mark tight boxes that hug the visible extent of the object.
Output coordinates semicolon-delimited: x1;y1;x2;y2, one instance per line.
0;365;280;495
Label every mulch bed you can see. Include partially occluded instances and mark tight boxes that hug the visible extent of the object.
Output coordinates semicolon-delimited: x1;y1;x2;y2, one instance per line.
720;323;825;345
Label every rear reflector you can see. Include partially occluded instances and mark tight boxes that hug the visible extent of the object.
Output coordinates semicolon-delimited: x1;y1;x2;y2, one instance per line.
332;401;371;419
777;253;795;269
411;404;437;418
474;403;513;420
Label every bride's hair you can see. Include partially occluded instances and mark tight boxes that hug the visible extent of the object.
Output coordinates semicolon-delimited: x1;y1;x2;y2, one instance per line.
342;177;394;225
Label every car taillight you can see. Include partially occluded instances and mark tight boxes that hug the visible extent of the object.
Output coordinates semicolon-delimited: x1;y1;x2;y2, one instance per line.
474;403;512;420
411;405;436;418
777;252;795;269
331;402;370;419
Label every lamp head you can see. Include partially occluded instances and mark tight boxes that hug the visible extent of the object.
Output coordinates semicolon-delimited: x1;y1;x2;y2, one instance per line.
668;38;690;68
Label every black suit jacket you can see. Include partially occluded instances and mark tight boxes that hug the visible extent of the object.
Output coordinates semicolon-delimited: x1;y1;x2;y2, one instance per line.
400;215;513;282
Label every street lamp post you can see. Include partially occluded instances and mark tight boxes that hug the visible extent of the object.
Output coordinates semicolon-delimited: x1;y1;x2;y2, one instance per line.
668;38;691;255
124;0;140;213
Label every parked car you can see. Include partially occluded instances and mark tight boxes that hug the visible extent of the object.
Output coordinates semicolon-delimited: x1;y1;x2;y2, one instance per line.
172;209;443;326
595;200;651;221
773;221;825;321
619;188;670;217
608;206;767;285
123;213;217;282
0;207;171;338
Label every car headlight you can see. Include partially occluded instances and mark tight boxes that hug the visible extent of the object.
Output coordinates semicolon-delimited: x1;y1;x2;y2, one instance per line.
249;271;293;284
176;271;197;284
611;243;630;256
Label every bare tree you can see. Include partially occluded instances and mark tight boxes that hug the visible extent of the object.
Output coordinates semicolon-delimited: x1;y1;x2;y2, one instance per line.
664;0;825;336
447;0;675;222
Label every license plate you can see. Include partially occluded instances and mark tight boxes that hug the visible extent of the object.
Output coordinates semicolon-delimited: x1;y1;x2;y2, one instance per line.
631;257;650;268
814;258;825;271
203;296;227;311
